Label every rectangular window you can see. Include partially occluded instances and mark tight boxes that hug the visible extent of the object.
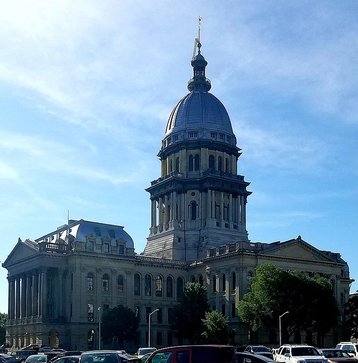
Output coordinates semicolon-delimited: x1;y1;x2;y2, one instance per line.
102;244;109;253
118;244;125;255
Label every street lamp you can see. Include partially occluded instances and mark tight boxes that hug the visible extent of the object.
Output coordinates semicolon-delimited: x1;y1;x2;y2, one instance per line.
279;311;289;346
98;307;102;350
148;308;159;347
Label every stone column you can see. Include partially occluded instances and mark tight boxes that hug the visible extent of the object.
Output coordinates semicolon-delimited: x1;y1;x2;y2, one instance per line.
8;277;15;319
220;192;224;222
26;274;31;317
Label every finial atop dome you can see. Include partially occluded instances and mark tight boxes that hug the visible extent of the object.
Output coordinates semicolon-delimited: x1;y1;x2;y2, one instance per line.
188;16;211;92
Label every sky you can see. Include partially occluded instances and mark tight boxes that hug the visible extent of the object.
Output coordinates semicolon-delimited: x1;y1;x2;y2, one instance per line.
0;0;357;314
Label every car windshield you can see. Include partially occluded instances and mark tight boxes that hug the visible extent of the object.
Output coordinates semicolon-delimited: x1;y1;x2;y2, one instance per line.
292;348;320;356
323;350;350;358
253;347;270;352
139;349;156;356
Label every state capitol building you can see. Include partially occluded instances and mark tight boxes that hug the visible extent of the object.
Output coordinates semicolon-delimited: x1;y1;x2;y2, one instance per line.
2;36;353;350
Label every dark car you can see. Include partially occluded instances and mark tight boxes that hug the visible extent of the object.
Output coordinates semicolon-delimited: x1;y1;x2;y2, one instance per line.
235;352;274;363
15;351;38;363
146;345;235;363
0;353;16;363
244;346;273;360
80;351;139;363
52;356;81;363
320;349;357;363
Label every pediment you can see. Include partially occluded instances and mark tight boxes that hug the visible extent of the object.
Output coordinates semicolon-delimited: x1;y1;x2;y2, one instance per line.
3;239;39;267
261;237;334;263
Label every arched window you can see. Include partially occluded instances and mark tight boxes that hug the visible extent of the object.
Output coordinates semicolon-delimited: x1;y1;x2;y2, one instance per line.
155;275;163;297
145;274;152;296
225;158;229;173
209;155;215;169
87;272;94;291
102;274;109;292
117;274;124;292
194;154;200;170
189;155;194;171
175;157;180;172
212;275;217;292
177;277;184;298
218;156;223;171
166;276;173;298
134;273;141;296
191;275;196;283
190;201;197;220
169;159;173;173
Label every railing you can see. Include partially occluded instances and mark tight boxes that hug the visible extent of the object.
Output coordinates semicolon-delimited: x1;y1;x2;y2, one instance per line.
38;242;70;254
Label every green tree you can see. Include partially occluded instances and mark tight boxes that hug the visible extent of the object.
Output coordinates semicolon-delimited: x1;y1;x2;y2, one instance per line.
101;305;138;348
237;264;339;344
0;313;7;346
171;282;209;343
201;310;235;344
344;292;358;339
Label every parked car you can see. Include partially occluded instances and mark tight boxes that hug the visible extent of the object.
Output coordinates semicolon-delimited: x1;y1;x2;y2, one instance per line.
135;349;156;359
244;346;273;360
15;351;38;363
51;356;81;363
335;343;358;358
80;351;139;363
25;354;48;363
236;352;275;363
320;349;357;363
274;345;328;363
0;353;16;363
145;345;235;363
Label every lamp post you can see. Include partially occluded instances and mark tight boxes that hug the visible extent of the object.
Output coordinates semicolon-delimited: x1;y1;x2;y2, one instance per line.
98;307;102;350
279;311;289;346
148;308;159;347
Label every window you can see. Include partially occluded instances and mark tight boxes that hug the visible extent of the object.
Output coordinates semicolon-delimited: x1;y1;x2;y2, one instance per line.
155;275;163;297
222;273;226;292
102;243;109;253
231;303;236;318
198;274;203;285
194;154;200;170
222;304;226;315
209;155;215;169
118;244;124;255
117;275;124;292
177;277;184;298
87;273;94;291
102;274;109;292
145;274;152;296
86;241;94;252
189;155;194;171
190;201;197;220
231;272;236;291
218;156;223;171
134;273;141;296
87;303;94;322
225;158;229;172
166;276;173;298
175;157;180;172
212;275;217;292
157;308;162;324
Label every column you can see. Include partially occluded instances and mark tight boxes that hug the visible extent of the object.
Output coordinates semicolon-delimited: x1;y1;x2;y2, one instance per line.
229;194;233;224
26;274;31;317
8;277;15;319
15;276;20;319
220;192;224;222
207;189;212;219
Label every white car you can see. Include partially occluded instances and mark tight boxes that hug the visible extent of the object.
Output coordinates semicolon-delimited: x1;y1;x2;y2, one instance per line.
275;344;328;363
335;342;358;358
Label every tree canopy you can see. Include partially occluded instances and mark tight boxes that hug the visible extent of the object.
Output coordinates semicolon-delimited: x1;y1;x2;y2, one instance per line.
170;282;209;343
0;313;7;346
237;264;339;344
101;305;138;348
201;310;235;344
344;292;358;339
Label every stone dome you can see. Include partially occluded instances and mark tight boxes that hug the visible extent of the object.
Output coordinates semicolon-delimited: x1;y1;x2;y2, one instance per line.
162;42;237;149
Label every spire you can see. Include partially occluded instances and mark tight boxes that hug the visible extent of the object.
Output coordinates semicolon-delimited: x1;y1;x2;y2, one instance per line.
188;17;211;92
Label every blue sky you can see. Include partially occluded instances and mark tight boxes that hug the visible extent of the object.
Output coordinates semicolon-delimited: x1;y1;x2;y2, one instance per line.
0;0;357;313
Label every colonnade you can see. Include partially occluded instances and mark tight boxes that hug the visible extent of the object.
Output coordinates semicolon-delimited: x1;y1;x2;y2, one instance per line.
150;189;247;233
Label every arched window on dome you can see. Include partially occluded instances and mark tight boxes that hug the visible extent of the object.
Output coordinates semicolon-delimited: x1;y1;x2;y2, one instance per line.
218;156;223;172
209;155;215;169
190;201;197;220
194;154;200;171
134;273;141;296
189;155;194;171
145;274;152;297
225;157;229;173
